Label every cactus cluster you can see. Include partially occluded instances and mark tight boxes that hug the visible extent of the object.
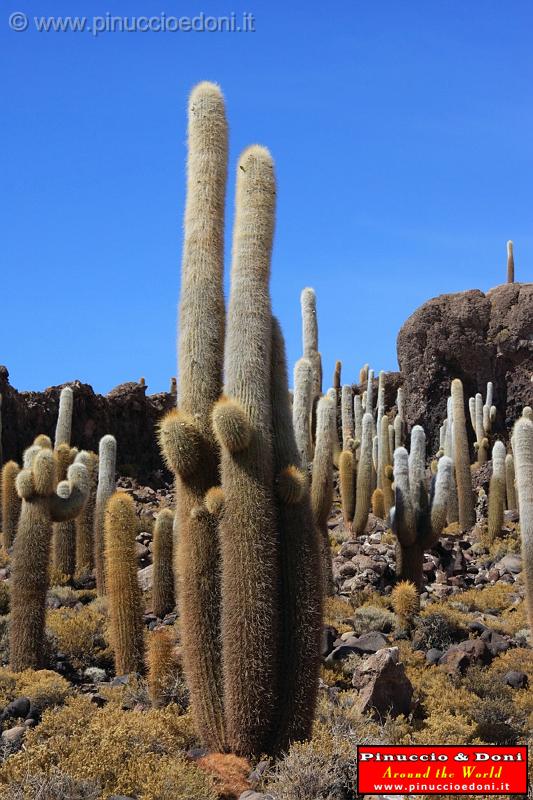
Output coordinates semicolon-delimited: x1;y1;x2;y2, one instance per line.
158;83;322;758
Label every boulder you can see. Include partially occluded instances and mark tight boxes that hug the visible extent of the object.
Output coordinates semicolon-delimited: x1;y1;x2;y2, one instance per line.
397;284;533;450
352;647;412;718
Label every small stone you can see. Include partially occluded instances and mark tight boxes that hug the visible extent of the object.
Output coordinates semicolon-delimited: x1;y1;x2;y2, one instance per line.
426;648;443;665
503;670;528;689
495;554;522;574
137;564;153;592
1;725;25;748
0;696;31;721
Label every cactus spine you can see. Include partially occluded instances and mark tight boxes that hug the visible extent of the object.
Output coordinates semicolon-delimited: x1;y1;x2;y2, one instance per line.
505;453;517;510
487;440;506;544
94;434;117;595
10;447;89;671
366;368;374;417
54;386;74;448
391;580;419;628
104;492;145;675
157;83;227;752
270;316;323;751
353;412;373;534
371;487;385;519
378;414;393;513
507;240;514;283
451;379;475;528
1;461;21;549
212;144;278;756
152;508;175;618
311;393;336;594
74;450;99;576
512;417;533;628
292;357;313;469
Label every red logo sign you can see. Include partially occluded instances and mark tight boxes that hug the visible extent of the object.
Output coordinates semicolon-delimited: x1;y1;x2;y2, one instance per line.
357;745;528;795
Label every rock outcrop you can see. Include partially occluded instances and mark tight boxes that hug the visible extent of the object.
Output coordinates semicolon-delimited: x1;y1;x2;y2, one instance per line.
397;283;533;450
0;367;174;483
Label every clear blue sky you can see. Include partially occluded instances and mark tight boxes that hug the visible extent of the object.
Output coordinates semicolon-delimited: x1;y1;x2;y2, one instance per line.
2;0;532;394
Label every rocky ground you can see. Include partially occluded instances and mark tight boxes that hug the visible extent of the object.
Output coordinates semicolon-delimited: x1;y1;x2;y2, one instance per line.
0;459;530;800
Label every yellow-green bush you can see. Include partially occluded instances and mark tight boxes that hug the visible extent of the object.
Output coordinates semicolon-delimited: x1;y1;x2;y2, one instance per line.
0;695;205;799
46;603;111;669
0;668;71;713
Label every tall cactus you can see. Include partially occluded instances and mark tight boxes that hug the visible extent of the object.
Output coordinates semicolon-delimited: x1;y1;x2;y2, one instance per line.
212;144;278;756
311;393;336;593
10;446;88;671
104;492;145;675
94;434;117;595
74;451;99;576
451;379;475;528
353;412;374;534
300;286;322;441
341;385;354;450
52;444;78;578
270;316;323;752
152;508;175;618
444;395;459;524
157;82;227;752
292;357;313;469
1;461;21;550
391;448;452;591
339;449;356;531
512;417;532;628
505;453;517;511
378;414;393;513
487;440;506;544
507;240;514;283
54;386;74;448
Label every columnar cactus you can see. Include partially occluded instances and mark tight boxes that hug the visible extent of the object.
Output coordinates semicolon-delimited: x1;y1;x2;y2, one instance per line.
353;412;374;534
152;508;175;618
52;444;78;578
339;449;356;531
366;368;374;417
147;627;177;708
354;395;363;451
292;357;313;469
333;360;341;391
269;316;323;752
378;414;393;513
377;370;385;430
10;446;89;671
409;425;427;519
94;434;117;595
157;82;227;752
211;144;278;757
512;416;532;628
391;448;452;591
300;286;322;432
1;461;21;550
507;240;514;283
487;440;506;544
104;492;145;675
391;580;419;629
371;487;385;519
505;453;517;511
54;386;74;448
341;385;354;450
74;450;99;576
311;393;336;593
444;396;459;524
451;379;475;528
